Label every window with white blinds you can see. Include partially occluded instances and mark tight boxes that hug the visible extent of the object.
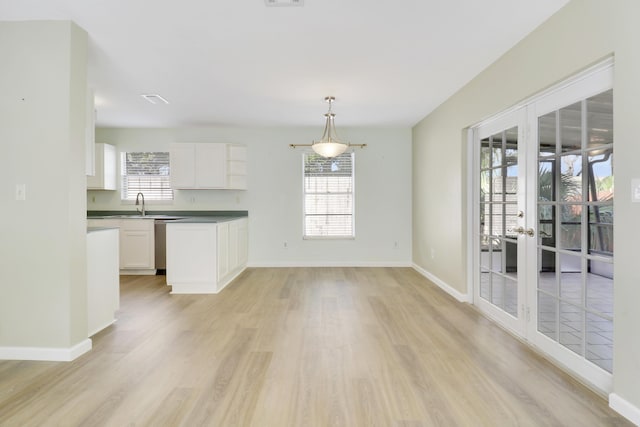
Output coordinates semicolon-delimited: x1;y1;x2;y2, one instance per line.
303;152;354;238
121;152;173;201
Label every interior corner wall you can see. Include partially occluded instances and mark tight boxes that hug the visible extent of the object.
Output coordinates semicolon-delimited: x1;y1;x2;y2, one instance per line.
0;21;88;352
92;126;412;267
412;0;640;417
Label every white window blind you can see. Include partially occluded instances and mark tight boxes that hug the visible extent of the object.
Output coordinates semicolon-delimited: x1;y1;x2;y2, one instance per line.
121;152;173;201
303;152;354;238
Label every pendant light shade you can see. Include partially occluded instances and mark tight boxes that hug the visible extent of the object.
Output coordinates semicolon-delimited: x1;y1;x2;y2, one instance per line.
311;96;349;158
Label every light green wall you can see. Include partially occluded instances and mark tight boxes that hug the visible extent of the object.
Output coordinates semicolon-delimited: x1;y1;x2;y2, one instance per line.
93;126;413;266
0;21;88;349
412;0;639;414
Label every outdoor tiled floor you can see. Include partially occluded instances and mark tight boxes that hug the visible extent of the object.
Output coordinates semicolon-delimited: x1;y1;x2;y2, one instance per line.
480;271;613;372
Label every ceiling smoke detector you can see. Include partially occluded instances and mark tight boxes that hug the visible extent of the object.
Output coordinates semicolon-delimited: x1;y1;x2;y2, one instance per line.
265;0;303;7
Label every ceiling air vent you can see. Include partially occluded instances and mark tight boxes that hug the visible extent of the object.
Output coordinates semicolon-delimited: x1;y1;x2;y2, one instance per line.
265;0;303;7
141;94;169;105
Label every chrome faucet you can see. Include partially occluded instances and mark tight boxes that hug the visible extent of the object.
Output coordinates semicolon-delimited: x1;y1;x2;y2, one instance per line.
135;192;145;216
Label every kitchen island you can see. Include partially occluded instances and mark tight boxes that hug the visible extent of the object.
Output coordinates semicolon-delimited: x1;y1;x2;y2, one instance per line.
166;216;248;294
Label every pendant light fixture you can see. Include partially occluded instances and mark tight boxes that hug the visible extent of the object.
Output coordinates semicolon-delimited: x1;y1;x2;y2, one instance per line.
289;96;366;154
311;96;349;158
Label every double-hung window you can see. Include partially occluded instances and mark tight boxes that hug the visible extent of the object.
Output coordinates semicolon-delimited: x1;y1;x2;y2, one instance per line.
303;152;355;238
121;152;173;201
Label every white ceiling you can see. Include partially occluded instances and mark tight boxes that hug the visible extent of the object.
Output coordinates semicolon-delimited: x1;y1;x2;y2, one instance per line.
0;0;569;128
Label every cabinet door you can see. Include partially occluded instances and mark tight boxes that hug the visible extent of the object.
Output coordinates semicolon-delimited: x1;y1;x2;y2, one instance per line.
217;222;229;281
119;220;154;269
196;143;227;188
87;143;116;190
167;224;217;284
170;143;196;188
120;231;153;268
238;219;248;266
228;220;239;271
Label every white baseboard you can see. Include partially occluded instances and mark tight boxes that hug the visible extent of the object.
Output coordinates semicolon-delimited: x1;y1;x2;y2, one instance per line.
610;393;640;426
171;267;247;294
0;338;92;362
412;263;471;303
247;261;412;268
119;269;156;275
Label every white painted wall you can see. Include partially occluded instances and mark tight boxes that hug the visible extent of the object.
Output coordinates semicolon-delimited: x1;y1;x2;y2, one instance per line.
92;126;412;267
412;0;640;419
0;21;89;353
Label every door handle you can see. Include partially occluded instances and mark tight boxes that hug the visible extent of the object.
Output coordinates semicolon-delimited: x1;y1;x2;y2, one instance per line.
512;226;535;237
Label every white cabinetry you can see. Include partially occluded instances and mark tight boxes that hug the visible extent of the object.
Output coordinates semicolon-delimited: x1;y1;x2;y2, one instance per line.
227;145;247;189
217;217;248;282
119;219;155;272
167;218;248;294
217;221;230;281
87;228;119;336
169;143;247;189
87;143;116;190
169;143;197;188
87;218;155;274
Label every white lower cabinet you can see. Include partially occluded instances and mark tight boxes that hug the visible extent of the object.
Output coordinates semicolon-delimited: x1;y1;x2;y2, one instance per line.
167;218;248;294
87;218;155;274
119;219;155;272
216;222;230;281
87;228;119;336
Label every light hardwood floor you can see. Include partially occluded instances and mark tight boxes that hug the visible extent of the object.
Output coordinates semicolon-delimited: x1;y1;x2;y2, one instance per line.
0;268;632;426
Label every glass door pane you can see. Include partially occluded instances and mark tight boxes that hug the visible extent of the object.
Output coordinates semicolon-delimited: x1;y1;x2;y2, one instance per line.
535;89;614;373
478;124;521;327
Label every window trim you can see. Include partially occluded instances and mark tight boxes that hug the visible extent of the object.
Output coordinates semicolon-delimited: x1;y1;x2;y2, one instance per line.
302;151;355;239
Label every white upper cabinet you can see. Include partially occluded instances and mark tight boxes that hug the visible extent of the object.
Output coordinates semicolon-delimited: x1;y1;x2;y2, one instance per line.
87;143;116;190
170;143;198;188
170;143;247;190
195;143;227;188
227;145;247;190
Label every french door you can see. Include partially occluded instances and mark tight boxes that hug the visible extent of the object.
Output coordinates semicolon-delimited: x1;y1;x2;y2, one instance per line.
475;109;530;336
472;62;614;392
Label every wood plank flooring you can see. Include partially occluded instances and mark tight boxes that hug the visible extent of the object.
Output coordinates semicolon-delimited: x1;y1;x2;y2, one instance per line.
0;267;632;426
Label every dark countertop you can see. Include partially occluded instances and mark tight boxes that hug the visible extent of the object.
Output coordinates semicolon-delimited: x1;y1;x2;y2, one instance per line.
88;210;248;220
167;216;245;224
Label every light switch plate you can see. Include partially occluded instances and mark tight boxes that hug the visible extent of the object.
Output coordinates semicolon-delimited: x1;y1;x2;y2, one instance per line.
15;184;26;201
632;179;640;203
